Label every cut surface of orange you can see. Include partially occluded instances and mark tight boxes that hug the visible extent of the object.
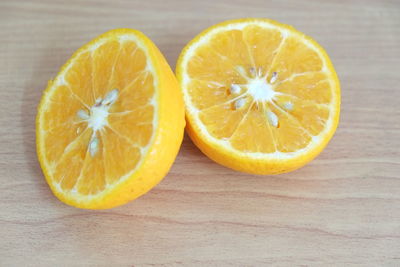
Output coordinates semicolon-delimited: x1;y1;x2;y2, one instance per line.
176;18;340;174
36;29;185;209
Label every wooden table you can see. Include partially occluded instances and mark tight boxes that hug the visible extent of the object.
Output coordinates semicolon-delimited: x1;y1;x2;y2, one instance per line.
1;0;399;265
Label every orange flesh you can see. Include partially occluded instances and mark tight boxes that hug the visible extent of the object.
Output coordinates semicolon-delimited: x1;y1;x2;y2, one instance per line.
42;40;155;195
186;25;332;153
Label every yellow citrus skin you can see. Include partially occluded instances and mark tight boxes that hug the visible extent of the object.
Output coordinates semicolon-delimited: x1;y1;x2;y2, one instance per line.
176;18;340;175
36;29;185;209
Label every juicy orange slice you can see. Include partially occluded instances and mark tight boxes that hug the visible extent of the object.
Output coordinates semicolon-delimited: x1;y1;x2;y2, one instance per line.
176;18;340;174
36;29;185;209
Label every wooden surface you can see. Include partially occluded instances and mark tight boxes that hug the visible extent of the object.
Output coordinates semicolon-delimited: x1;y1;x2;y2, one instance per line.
1;0;400;266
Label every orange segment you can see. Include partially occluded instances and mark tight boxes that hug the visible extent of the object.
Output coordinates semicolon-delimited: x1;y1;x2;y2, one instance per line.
53;128;92;188
109;71;154;113
37;29;185;209
229;104;276;153
64;51;95;105
42;85;87;163
188;79;235;110
242;25;284;77
266;102;312;152
108;105;154;147
208;30;252;69
269;36;324;80
102;127;141;185
176;18;340;174
187;46;247;85
75;132;106;195
274;72;332;104
110;41;147;92
199;100;252;139
273;93;330;136
92;40;120;99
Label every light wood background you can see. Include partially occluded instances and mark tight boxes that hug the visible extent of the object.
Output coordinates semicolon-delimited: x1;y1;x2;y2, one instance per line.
1;0;399;266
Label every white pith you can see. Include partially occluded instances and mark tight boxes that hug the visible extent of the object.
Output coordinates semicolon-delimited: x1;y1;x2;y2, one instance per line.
247;78;275;102
88;104;109;132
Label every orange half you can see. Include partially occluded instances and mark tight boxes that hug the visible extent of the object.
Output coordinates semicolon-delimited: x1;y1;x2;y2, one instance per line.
176;19;340;174
36;29;185;209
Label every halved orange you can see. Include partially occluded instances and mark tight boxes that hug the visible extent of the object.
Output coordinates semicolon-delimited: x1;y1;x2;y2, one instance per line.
36;29;185;209
176;18;340;174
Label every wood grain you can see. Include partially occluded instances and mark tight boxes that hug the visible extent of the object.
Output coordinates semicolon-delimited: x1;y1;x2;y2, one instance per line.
1;0;399;266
